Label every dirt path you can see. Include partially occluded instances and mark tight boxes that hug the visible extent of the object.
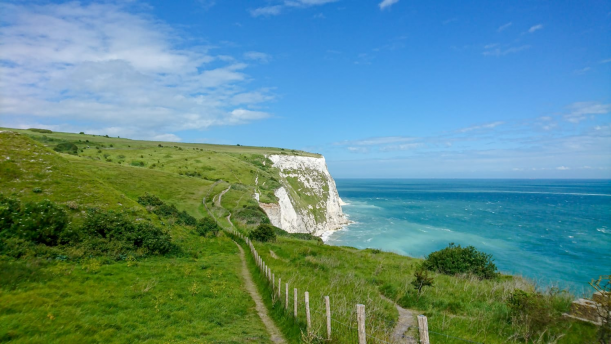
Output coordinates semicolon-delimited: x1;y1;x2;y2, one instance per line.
216;185;231;207
233;241;286;343
380;294;417;344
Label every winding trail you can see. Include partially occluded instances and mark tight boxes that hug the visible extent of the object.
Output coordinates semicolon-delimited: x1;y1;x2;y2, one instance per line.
233;241;286;343
216;185;231;207
380;294;417;344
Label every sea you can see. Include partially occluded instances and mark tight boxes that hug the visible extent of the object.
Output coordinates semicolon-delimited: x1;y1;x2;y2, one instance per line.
325;179;611;294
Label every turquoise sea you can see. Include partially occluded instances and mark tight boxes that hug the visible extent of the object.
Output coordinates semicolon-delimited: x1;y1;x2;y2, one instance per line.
327;179;611;293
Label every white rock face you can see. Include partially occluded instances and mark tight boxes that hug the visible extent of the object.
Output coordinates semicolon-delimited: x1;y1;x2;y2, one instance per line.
259;155;349;236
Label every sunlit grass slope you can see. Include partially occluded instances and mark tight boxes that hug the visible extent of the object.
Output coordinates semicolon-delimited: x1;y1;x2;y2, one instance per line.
0;130;276;343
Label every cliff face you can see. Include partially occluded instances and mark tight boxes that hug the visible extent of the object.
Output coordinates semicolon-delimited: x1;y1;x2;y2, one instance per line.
258;154;349;236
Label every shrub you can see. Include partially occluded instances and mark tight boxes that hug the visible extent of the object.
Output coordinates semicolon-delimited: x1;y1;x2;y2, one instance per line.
195;217;220;237
29;128;52;133
79;132;85;134
423;243;497;279
130;160;145;167
177;210;197;226
137;193;164;207
81;209;172;254
32;187;42;193
54;142;78;155
250;223;276;242
0;198;71;246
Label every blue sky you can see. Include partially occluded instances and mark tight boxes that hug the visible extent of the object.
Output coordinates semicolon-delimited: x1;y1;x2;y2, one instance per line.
1;0;610;178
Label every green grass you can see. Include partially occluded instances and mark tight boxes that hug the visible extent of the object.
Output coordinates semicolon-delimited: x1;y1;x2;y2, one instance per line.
245;237;598;344
0;236;271;343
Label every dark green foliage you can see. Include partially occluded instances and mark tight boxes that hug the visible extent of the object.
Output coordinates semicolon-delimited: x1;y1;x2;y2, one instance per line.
273;227;322;242
81;209;172;254
53;142;78;155
423;243;498;279
32;187;42;193
0;197;71;246
137;193;164;207
130;160;145;167
249;223;276;242
234;205;270;225
195;217;220;237
138;193;196;226
79;132;84;134
28;128;52;133
411;265;434;295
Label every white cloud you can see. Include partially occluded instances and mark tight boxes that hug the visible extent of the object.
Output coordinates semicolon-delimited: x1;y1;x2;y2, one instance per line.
153;133;182;142
250;5;284;17
244;51;272;63
556;166;570;170
251;0;338;17
458;121;504;133
483;45;530;57
337;136;417;146
528;24;543;33
600;58;611;64
379;143;423;152
564;102;611;123
0;2;275;140
379;0;399;10
574;67;591;75
498;22;512;32
347;146;370;154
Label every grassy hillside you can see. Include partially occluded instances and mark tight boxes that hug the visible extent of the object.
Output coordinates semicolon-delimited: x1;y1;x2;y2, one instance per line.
0;128;600;343
0;130;280;343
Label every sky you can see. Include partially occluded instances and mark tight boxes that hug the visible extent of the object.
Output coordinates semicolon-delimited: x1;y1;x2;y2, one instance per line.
1;0;610;178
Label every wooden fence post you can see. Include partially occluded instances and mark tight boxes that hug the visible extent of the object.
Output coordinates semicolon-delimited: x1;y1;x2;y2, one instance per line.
325;296;331;340
294;288;298;318
278;278;281;298
418;315;430;344
357;304;366;344
272;273;275;291
285;283;289;310
305;291;311;330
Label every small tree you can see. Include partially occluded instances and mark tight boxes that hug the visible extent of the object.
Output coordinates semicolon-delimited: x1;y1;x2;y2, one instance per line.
249;223;276;242
411;265;434;296
423;243;498;279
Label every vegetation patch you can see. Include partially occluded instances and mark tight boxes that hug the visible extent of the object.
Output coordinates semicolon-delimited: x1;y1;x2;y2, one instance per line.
423;242;498;279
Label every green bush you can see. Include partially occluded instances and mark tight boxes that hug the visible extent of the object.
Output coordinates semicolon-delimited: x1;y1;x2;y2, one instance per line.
195;217;220;237
54;142;78;155
29;128;52;133
249;223;276;242
81;209;172;254
422;243;497;279
0;197;72;246
137;193;164;207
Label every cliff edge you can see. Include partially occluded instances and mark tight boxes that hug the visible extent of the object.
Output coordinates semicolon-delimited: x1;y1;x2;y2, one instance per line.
258;154;350;236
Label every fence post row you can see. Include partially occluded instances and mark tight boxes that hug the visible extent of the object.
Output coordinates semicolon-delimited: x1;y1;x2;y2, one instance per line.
357;304;366;344
418;315;430;344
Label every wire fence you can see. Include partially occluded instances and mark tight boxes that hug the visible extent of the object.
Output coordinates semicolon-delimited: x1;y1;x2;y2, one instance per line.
223;226;483;344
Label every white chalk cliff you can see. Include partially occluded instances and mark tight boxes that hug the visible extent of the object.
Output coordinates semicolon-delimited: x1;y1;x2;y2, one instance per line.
258;155;350;236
